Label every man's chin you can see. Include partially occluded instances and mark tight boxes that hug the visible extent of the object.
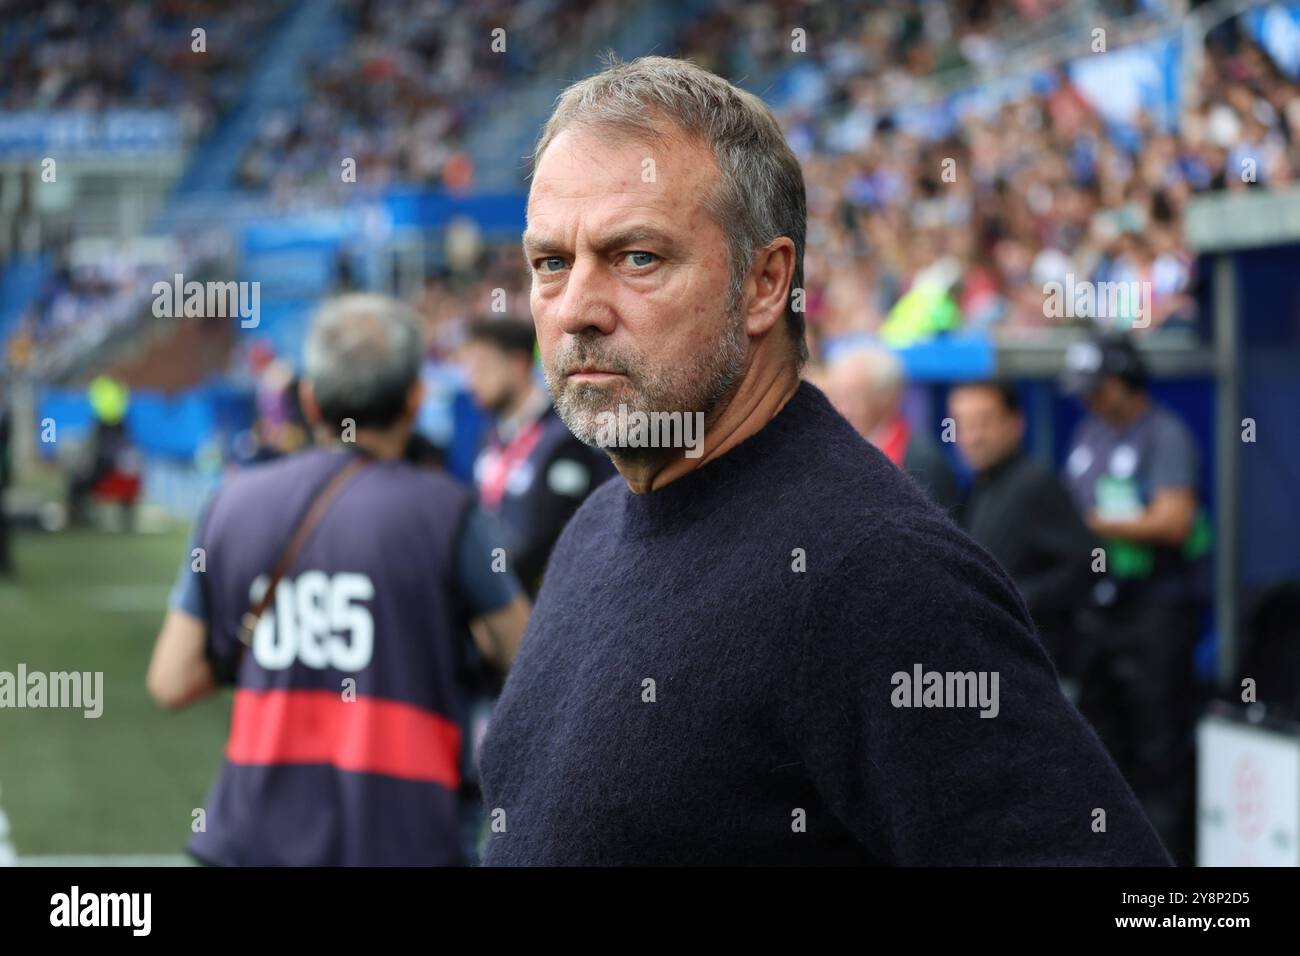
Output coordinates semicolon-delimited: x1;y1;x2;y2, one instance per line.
554;392;653;451
557;409;613;446
556;381;630;419
565;376;629;398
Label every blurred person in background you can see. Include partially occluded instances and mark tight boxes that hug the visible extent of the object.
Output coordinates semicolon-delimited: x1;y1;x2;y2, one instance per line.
461;318;614;597
948;381;1095;684
67;375;140;528
146;293;530;865
1060;332;1207;865
459;317;614;853
231;366;310;468
825;344;961;514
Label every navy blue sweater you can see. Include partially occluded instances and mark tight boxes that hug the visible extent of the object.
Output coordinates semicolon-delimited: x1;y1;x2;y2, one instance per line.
479;382;1172;865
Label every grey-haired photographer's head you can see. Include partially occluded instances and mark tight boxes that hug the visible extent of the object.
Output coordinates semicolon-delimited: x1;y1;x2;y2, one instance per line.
301;293;426;456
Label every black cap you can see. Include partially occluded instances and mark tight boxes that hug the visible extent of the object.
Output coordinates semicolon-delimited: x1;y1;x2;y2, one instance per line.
1060;333;1149;396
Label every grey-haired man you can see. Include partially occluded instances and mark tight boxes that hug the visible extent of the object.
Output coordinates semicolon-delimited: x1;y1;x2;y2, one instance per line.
148;293;529;865
478;57;1170;866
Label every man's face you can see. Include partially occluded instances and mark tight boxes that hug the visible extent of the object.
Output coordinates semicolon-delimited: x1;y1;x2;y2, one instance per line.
948;386;1023;474
524;125;747;452
825;363;888;439
462;340;524;416
1083;375;1127;424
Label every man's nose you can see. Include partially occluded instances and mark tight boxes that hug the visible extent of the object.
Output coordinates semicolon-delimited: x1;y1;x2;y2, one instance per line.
555;257;618;337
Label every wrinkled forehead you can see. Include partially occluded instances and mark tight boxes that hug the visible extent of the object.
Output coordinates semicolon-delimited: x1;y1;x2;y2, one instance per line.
526;124;722;235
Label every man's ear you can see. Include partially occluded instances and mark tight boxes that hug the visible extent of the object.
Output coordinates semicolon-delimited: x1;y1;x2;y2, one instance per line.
405;379;425;420
744;237;796;339
299;380;322;427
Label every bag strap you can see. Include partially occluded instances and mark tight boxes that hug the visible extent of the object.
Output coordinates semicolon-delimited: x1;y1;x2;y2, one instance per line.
235;455;370;648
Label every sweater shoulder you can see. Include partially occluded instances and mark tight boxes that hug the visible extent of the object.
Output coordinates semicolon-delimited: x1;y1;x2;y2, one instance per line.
776;393;1029;619
777;392;956;546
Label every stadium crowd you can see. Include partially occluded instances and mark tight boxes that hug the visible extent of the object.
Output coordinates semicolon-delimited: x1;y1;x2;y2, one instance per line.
303;3;1300;353
7;2;1300;379
4;233;229;377
236;0;620;200
679;5;1300;343
0;0;286;140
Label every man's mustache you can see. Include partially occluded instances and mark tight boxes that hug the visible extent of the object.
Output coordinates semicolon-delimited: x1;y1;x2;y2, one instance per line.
555;340;634;377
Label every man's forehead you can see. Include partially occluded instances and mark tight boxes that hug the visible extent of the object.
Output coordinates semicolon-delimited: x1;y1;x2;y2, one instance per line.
527;125;718;219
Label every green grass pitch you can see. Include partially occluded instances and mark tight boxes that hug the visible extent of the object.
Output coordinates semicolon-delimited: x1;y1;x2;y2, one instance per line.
0;529;231;858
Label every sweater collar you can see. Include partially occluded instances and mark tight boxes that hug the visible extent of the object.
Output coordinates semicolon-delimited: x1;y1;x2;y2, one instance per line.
615;380;832;535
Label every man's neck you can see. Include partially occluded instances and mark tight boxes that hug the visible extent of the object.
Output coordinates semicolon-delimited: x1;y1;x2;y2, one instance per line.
612;358;801;495
498;383;548;442
315;425;410;461
977;446;1023;481
1110;393;1151;429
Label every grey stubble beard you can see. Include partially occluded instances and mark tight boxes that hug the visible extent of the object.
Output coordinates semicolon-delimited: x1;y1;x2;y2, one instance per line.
543;294;748;461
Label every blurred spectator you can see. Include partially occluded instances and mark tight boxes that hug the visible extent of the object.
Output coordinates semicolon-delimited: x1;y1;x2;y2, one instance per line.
148;292;531;866
14;2;1297;378
67;375;140;528
1238;582;1300;721
461;318;613;598
230;365;310;467
1060;332;1208;865
458;316;614;864
237;0;617;202
0;0;284;138
413;245;532;362
824;345;960;513
671;6;1300;345
5;233;229;378
947;380;1095;680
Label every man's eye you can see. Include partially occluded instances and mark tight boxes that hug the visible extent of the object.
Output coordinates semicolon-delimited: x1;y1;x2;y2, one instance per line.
623;251;657;268
535;256;567;274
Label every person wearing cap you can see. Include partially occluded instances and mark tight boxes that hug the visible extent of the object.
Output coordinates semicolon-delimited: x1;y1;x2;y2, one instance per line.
1060;332;1206;865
